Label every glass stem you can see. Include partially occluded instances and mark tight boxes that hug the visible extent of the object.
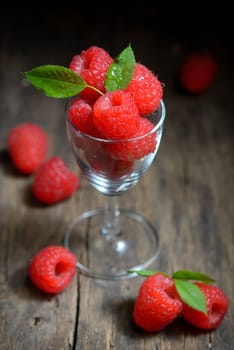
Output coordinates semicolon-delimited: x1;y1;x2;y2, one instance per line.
101;195;121;240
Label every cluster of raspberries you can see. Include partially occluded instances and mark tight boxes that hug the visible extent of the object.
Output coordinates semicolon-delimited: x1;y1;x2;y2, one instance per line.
7;46;164;204
7;122;79;205
68;45;163;162
133;272;229;332
28;244;229;334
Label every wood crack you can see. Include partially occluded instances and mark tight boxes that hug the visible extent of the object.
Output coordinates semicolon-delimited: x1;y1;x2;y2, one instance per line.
72;277;80;350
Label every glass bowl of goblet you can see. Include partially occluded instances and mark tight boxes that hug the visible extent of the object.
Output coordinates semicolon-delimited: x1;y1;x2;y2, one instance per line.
64;99;166;280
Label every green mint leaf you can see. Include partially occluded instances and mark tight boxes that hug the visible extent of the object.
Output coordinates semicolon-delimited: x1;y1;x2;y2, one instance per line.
172;270;215;283
105;44;136;91
22;65;87;98
174;279;207;315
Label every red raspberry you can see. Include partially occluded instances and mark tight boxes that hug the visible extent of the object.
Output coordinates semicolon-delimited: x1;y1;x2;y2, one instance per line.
106;117;156;161
133;273;183;332
32;156;79;205
93;90;140;140
69;46;113;102
7;122;49;174
181;282;229;330
29;245;77;294
125;63;163;115
86;146;133;179
178;52;218;94
68;96;102;137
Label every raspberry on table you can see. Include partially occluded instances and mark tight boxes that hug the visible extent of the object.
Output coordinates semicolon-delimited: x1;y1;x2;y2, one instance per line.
93;90;140;140
178;52;218;94
181;281;229;330
29;245;77;294
7;122;49;174
125;63;163;115
32;156;79;205
133;273;183;332
69;46;113;102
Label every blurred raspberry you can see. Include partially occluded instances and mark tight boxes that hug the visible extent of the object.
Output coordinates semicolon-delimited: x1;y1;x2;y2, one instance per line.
178;52;218;94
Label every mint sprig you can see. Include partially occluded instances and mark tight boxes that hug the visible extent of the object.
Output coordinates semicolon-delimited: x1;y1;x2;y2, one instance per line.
128;269;216;315
22;44;136;99
105;44;136;91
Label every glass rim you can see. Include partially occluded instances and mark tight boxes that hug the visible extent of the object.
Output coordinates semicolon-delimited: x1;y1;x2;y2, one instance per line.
66;99;166;143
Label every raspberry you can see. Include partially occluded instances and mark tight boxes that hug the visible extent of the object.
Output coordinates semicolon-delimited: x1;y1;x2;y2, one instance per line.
106;117;156;161
29;245;77;294
86;146;134;179
7;122;49;174
133;273;183;332
68;96;102;137
93;90;140;140
178;52;218;94
69;46;113;102
32;156;79;205
125;63;163;115
181;282;229;330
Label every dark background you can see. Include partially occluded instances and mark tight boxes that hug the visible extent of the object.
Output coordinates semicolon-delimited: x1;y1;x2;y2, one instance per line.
1;2;233;100
1;3;232;55
0;2;233;132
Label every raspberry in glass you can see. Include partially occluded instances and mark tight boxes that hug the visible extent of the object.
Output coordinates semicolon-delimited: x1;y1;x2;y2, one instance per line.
106;117;157;161
69;46;113;102
93;90;140;140
125;63;163;115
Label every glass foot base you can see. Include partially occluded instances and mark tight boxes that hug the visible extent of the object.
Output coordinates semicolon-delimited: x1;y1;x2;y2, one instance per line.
64;209;160;280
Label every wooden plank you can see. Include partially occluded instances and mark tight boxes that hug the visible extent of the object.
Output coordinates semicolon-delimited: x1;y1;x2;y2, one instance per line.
0;111;78;350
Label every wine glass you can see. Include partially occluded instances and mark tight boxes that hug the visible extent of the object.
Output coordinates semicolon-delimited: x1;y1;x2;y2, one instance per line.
64;99;166;280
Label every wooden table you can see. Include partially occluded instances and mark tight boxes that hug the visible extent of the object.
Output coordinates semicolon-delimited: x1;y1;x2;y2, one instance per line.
0;7;233;350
